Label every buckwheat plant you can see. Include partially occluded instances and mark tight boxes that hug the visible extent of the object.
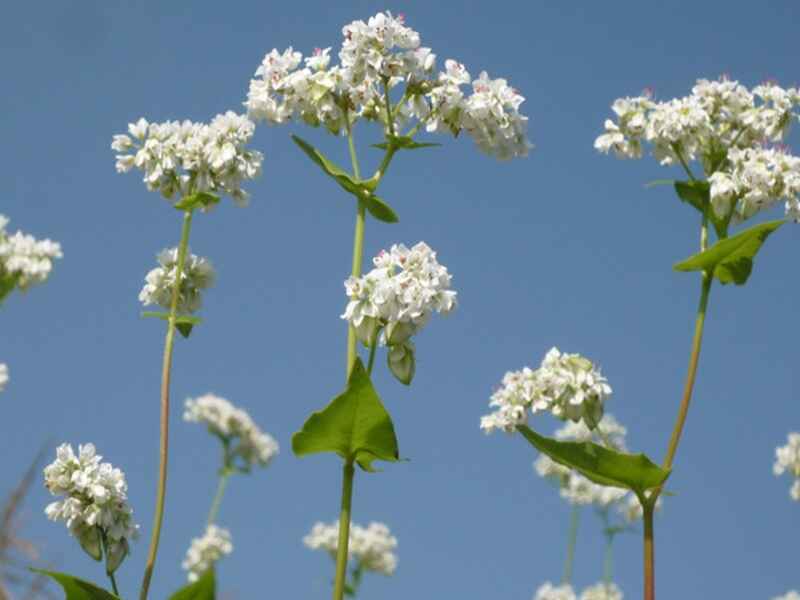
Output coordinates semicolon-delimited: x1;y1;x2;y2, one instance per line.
112;111;262;600
247;12;530;600
591;76;800;598
180;393;278;580
304;520;397;597
0;214;62;302
43;444;138;596
773;432;800;501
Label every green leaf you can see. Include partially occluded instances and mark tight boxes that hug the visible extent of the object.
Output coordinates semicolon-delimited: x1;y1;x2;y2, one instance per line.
292;358;399;472
168;568;215;600
291;135;362;195
174;192;220;211
673;219;785;285
141;312;201;337
30;569;121;600
674;180;709;213
362;195;399;224
0;273;18;304
372;135;441;151
517;425;670;494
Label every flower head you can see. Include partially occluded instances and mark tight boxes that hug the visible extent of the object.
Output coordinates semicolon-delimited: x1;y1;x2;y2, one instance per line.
184;394;279;470
773;432;800;501
112;112;263;206
304;520;398;576
481;347;612;434
0;215;62;294
246;12;530;158
534;582;577;600
43;444;138;572
580;582;623;600
139;248;215;315
181;524;233;582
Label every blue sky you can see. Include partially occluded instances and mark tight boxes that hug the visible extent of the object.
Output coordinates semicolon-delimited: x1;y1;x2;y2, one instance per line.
2;1;798;599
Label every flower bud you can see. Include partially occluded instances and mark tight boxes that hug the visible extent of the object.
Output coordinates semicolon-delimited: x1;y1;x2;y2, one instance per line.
106;538;129;574
388;341;415;385
78;525;102;562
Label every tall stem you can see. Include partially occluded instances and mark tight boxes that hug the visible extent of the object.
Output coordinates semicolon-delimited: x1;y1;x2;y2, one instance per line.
139;209;194;600
603;532;614;585
332;461;355;600
561;505;580;585
346;121;365;379
643;503;655;600
207;470;231;526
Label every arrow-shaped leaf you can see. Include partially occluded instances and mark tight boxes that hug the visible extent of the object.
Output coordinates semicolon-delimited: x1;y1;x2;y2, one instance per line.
168;568;215;600
31;569;121;600
292;358;399;472
362;195;399;224
674;219;785;285
517;425;670;494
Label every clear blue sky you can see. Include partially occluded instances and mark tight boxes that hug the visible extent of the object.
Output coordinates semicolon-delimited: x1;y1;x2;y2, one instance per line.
2;1;798;599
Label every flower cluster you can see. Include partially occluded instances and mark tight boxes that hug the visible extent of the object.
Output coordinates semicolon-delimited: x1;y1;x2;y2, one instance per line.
342;242;456;383
184;394;279;470
0;363;7;393
43;444;138;572
246;12;530;159
534;582;576;600
112;111;263;206
481;347;612;434
595;77;800;224
139;248;216;315
579;582;623;600
773;432;800;501
304;520;398;576
773;592;800;600
0;215;62;293
181;524;233;582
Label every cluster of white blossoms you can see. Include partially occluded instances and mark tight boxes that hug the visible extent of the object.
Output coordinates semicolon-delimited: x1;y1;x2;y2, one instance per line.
579;582;623;600
0;215;62;293
184;394;279;469
595;77;800;223
0;363;7;393
246;12;530;159
342;242;456;383
773;592;800;600
534;582;577;600
139;248;216;315
43;444;138;572
112;111;263;206
773;432;800;501
304;520;398;576
481;348;612;434
181;524;233;582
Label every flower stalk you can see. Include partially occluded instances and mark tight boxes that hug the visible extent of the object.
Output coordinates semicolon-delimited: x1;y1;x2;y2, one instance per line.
561;505;580;585
139;208;194;600
333;461;355;600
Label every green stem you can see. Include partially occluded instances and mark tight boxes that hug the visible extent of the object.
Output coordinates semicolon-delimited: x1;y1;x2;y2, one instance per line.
366;328;380;376
562;505;580;585
603;532;614;585
382;79;396;138
643;502;655;600
345;119;365;379
100;530;121;598
108;572;120;598
332;462;355;600
672;143;697;182
207;470;231;526
139;209;194;600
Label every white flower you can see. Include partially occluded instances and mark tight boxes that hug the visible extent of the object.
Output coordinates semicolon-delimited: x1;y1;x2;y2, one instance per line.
182;524;232;582
246;13;531;158
580;582;623;600
482;347;612;433
0;215;62;292
112;112;262;206
533;582;577;600
184;394;279;469
772;592;800;600
304;520;398;576
0;363;7;392
773;432;800;501
341;242;457;348
139;248;215;315
43;444;138;571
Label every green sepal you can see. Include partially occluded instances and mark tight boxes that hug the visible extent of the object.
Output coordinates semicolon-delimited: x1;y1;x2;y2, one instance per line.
141;312;201;337
174;192;220;211
292;358;399;472
30;569;121;600
673;219;785;285
168;568;215;600
517;425;670;494
371;135;441;151
291;135;400;223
